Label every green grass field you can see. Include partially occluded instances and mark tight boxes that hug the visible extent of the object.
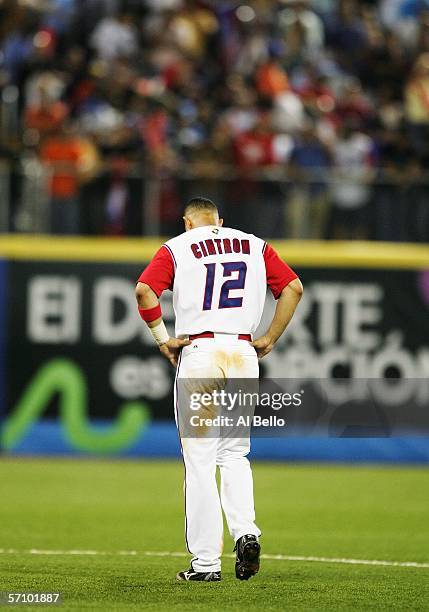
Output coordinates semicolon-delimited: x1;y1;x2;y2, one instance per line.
0;459;428;611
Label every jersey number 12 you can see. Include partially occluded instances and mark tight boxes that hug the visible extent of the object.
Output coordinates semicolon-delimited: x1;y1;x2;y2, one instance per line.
203;261;247;310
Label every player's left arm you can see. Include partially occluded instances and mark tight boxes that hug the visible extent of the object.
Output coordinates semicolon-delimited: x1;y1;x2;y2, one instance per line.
252;244;303;359
136;246;190;367
252;279;303;359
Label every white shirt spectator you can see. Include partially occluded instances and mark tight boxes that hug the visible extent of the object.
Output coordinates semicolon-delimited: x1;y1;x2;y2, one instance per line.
379;0;425;48
278;5;325;54
379;0;404;27
222;108;258;136
90;16;138;61
235;34;270;75
331;132;374;209
273;91;305;132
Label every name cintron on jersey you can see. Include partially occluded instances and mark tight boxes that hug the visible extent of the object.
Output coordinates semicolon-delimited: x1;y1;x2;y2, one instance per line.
191;238;250;259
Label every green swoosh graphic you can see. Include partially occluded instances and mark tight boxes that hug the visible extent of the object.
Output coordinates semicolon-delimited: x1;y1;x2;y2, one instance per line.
1;359;150;453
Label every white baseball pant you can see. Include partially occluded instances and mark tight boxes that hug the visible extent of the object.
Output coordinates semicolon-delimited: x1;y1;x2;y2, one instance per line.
175;334;261;573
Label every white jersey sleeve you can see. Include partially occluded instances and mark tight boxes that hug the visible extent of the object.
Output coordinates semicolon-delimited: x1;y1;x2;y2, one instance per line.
165;226;267;337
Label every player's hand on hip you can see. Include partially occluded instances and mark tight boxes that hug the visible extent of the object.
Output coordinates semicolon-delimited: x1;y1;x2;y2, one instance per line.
252;335;275;359
159;338;191;367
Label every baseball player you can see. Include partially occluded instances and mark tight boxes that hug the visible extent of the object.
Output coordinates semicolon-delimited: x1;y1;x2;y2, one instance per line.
136;197;303;582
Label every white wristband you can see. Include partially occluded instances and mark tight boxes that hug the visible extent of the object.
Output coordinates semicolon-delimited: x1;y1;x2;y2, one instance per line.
150;320;169;346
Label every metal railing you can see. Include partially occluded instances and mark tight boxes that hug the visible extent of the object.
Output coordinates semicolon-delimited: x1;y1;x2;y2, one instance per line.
1;160;429;242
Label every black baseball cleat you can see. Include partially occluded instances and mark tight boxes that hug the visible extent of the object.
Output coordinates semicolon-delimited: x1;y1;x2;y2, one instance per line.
234;534;261;580
176;568;221;582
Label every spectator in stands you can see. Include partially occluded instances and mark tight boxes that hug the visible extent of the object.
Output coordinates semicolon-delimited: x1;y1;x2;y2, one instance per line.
40;123;99;234
220;75;258;136
90;12;138;61
404;52;429;153
256;55;290;99
24;83;69;140
167;0;218;58
381;0;429;48
328;122;375;240
2;13;35;84
234;22;271;76
232;105;292;237
326;0;367;70
0;0;427;242
374;127;429;242
277;0;325;57
287;120;331;239
335;78;374;126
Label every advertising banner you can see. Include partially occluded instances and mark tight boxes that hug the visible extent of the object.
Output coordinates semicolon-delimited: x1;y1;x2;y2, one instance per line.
1;259;429;461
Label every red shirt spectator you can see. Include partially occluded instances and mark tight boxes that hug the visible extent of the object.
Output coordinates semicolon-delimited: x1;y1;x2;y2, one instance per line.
234;130;275;168
255;60;289;98
25;101;69;136
40;134;82;198
233;113;277;168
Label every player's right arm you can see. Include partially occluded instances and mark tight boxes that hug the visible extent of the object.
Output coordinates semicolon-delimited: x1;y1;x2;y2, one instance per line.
252;244;303;359
136;246;190;367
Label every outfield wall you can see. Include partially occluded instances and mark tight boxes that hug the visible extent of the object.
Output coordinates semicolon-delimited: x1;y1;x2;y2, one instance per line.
0;236;429;463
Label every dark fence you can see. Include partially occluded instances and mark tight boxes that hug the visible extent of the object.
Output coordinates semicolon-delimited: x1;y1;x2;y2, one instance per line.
2;162;429;242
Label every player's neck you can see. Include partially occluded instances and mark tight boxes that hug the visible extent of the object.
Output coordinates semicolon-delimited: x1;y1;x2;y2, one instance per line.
188;214;220;229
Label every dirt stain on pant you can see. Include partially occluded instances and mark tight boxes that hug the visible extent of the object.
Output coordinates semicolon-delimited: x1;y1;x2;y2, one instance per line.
181;349;246;438
213;350;244;373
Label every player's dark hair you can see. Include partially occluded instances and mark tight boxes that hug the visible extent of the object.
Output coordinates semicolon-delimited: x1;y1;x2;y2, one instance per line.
184;197;218;216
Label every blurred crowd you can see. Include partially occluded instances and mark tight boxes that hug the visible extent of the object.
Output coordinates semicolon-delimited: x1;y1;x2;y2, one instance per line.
1;0;429;240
